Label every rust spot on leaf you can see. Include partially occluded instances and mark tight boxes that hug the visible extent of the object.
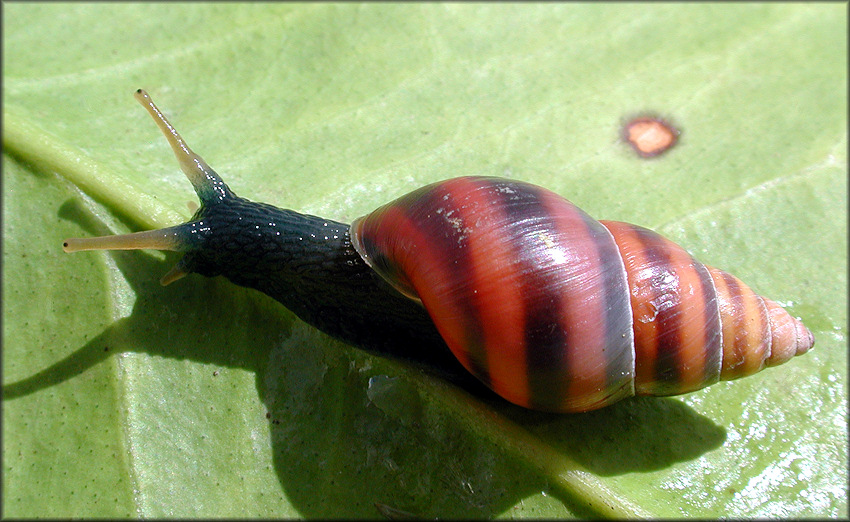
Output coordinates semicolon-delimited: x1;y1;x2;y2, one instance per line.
623;116;679;158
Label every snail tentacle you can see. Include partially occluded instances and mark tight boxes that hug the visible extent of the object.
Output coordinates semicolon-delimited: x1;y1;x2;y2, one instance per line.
133;89;233;204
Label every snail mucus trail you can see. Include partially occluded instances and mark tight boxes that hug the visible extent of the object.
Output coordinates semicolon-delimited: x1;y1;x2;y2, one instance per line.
63;90;813;413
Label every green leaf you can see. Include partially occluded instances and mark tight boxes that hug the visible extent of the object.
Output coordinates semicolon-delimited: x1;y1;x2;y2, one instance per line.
3;3;846;518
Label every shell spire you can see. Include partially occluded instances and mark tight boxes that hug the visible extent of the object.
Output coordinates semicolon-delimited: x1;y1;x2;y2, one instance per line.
598;220;813;396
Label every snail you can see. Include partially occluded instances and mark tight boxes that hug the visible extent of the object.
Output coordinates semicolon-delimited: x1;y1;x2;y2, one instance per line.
63;90;814;413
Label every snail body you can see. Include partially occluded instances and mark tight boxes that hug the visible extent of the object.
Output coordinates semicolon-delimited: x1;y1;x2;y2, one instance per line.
63;90;813;413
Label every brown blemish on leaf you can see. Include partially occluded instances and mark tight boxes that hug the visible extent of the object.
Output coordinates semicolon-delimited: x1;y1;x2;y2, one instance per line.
623;116;680;158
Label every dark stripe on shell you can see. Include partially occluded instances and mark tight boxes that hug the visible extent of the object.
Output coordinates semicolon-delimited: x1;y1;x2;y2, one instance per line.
593;221;636;405
633;227;684;389
724;271;748;378
495;181;570;411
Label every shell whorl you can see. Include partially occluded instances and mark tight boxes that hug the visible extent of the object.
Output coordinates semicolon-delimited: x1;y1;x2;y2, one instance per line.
351;176;813;413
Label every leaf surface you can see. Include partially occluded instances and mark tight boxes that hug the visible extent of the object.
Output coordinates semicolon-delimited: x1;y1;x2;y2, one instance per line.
3;4;846;518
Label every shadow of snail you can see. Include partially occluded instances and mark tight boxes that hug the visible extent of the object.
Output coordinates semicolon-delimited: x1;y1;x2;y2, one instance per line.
2;229;726;519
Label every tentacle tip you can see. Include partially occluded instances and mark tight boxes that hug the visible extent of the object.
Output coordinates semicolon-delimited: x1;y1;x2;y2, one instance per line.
62;238;80;253
160;264;188;286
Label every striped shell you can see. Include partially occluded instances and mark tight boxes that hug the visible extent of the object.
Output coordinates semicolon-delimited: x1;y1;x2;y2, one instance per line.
351;176;813;413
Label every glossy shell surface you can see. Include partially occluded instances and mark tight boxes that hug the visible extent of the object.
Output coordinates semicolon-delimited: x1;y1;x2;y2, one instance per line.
352;176;812;412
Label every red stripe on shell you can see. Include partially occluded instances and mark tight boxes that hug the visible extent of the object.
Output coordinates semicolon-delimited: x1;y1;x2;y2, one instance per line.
432;177;532;407
352;186;483;376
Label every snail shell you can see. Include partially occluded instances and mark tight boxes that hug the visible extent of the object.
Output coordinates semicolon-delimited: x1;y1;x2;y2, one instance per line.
350;177;812;412
63;90;813;413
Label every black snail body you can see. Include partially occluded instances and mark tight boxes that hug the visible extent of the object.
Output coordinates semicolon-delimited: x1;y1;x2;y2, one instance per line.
63;90;813;413
169;196;465;377
174;197;433;349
